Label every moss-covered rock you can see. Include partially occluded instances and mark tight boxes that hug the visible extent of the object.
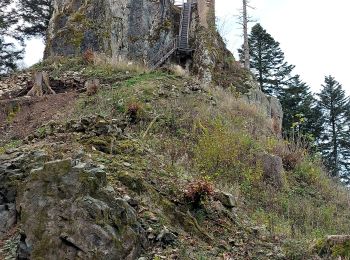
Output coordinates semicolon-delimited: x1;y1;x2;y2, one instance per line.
16;159;146;259
45;0;178;65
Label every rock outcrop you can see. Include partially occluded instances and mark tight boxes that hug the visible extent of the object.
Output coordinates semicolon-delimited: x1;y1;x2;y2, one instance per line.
45;0;240;86
0;146;147;259
45;0;178;64
242;77;283;136
17;159;146;259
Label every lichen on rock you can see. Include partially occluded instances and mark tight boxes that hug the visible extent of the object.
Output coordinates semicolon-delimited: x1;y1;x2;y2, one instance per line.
16;159;146;259
45;0;177;65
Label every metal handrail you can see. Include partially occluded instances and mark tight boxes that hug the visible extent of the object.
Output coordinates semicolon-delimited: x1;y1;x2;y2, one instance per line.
185;0;192;47
149;38;178;68
178;1;185;39
178;0;192;48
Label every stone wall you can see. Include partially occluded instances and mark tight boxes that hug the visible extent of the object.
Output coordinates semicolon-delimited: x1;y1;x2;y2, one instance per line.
197;0;215;28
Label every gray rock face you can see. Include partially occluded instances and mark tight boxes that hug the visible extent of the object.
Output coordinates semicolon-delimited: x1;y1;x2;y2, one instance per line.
243;82;283;136
16;159;146;259
261;154;284;188
0;149;50;239
45;0;177;64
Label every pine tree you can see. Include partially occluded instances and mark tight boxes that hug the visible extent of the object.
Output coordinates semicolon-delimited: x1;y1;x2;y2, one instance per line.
16;0;53;38
317;76;350;179
340;101;350;184
0;0;23;74
239;23;295;96
279;75;321;139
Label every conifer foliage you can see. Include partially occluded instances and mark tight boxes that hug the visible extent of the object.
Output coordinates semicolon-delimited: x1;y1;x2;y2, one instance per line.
239;23;294;96
317;76;350;180
0;0;23;74
279;75;321;139
16;0;53;38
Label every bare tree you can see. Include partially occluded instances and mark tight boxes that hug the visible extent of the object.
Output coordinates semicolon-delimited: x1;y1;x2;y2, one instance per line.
242;0;250;69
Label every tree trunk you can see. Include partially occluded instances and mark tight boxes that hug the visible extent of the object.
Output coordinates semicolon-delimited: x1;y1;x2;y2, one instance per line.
27;71;56;97
243;0;250;70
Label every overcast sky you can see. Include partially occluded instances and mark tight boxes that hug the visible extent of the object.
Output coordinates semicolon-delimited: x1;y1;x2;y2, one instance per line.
24;0;350;94
216;0;350;94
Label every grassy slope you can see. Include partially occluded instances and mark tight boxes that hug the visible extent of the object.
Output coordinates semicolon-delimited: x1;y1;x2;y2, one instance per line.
2;58;350;259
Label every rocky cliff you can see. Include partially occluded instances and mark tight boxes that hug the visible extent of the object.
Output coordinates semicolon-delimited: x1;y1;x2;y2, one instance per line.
45;0;239;85
45;0;178;63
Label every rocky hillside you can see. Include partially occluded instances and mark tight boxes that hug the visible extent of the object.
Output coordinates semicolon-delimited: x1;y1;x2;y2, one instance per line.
1;57;350;259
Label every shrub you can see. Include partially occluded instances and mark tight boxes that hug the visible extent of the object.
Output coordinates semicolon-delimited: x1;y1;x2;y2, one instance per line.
271;136;309;171
293;155;324;185
82;49;94;64
184;179;214;208
194;119;262;186
126;102;143;123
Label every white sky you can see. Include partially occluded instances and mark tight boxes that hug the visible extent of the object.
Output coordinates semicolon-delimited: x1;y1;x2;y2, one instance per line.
24;0;350;94
216;0;350;94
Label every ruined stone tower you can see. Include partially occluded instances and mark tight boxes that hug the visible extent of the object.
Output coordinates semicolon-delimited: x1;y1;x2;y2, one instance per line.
197;0;216;28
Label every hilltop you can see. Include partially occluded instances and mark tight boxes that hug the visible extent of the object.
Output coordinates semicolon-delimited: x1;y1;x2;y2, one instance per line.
0;56;350;259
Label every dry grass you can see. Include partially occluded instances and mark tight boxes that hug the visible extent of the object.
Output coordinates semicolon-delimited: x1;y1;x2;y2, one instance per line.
92;52;149;74
168;64;188;77
199;86;272;138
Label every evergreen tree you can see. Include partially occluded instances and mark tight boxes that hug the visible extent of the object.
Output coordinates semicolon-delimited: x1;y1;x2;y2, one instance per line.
317;76;350;179
279;75;322;139
16;0;53;38
239;23;295;96
0;0;23;74
340;101;350;184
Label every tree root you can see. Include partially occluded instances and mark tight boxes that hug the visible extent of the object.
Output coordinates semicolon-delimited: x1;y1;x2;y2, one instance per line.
27;71;56;97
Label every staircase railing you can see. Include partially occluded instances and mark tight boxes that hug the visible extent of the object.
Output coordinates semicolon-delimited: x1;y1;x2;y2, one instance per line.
149;38;178;69
184;0;192;47
178;0;192;50
149;0;195;69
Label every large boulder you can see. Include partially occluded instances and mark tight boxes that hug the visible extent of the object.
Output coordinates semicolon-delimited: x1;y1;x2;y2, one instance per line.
0;149;44;239
261;154;284;188
16;159;146;259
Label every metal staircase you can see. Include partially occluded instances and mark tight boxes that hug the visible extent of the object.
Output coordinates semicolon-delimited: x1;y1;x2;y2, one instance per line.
149;39;178;70
150;0;194;69
178;1;191;51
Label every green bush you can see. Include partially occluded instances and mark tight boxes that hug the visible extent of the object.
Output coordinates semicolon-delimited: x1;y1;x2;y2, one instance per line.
194;119;263;187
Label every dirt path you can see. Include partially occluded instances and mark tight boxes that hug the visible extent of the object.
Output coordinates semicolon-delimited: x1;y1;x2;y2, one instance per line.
0;92;78;143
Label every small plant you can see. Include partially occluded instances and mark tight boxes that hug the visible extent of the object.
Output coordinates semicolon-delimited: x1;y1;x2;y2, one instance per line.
184;179;214;208
126;102;143;123
82;49;94;64
0;140;22;154
272;133;310;171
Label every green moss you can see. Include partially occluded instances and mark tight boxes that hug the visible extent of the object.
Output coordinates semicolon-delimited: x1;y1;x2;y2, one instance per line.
0;140;22;154
116;171;146;194
71;12;86;23
332;241;350;257
85;137;111;153
70;29;84;48
6;103;20;123
114;139;144;155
